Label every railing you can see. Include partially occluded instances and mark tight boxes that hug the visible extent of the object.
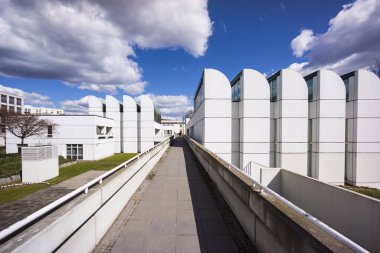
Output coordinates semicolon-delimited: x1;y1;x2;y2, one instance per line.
0;136;173;243
241;161;268;178
185;136;369;253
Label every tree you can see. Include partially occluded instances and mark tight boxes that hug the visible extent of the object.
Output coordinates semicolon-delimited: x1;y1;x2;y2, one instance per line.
368;58;380;77
4;111;56;145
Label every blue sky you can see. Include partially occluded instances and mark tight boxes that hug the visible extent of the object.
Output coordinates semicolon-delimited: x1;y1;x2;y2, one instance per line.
0;0;379;118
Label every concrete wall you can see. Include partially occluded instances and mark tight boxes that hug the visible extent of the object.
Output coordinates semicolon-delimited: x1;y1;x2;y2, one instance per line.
139;95;154;152
306;69;346;184
261;168;379;252
238;69;270;176
88;96;104;117
105;95;122;153
122;95;138;153
186;137;352;253
6;115;114;160
344;70;380;188
186;68;232;163
0;138;172;253
268;69;308;176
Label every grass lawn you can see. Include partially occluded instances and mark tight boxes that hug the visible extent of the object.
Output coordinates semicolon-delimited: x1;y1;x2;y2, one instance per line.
0;153;137;206
342;185;380;200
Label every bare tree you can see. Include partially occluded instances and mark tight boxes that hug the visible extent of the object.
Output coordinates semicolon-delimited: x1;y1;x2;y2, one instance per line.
368;58;380;77
4;112;56;145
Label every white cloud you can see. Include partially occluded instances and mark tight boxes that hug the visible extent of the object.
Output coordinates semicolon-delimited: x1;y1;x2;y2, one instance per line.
291;29;315;57
289;0;380;75
136;94;192;119
0;84;53;106
60;96;89;114
0;0;212;93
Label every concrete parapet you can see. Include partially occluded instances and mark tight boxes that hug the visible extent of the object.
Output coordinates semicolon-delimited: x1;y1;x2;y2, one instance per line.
186;137;353;253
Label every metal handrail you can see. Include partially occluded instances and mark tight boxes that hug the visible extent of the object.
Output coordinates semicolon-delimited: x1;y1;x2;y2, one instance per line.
185;136;369;253
0;136;173;242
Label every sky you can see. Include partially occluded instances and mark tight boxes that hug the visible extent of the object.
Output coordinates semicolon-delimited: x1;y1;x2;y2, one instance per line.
0;0;379;119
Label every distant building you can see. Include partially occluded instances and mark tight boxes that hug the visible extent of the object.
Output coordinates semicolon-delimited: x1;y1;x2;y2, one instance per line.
0;91;24;146
161;119;185;135
24;105;64;115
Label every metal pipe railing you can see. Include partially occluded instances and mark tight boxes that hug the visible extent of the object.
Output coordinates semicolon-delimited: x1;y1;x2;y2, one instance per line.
0;136;172;242
185;136;369;253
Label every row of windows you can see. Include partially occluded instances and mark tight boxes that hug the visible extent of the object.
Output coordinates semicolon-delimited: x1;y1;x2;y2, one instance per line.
1;104;22;113
1;94;22;105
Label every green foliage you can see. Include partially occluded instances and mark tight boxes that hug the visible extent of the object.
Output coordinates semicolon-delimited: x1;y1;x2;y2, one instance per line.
58;155;73;165
0;153;21;178
342;186;380;200
0;153;137;205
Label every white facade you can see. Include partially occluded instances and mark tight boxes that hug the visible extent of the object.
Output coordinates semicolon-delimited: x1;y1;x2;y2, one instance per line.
267;70;308;176
105;96;122;153
343;70;380;188
186;68;232;163
231;69;270;176
24;105;63;115
123;95;139;153
305;70;346;184
6;115;114;160
139;95;155;152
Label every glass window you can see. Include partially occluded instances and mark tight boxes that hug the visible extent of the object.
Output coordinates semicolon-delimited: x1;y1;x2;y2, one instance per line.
306;78;314;101
1;95;7;103
47;125;53;137
16;107;22;114
343;78;349;101
194;78;204;111
1;105;7;111
9;106;15;112
231;78;241;102
9;96;15;105
16;98;22;106
66;144;83;160
269;78;277;102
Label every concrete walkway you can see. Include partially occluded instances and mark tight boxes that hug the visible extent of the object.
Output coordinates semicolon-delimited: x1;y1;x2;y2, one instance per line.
0;170;105;230
108;138;255;253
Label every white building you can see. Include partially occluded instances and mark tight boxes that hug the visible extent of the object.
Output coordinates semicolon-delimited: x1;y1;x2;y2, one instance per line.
230;69;270;176
267;70;309;176
24;105;64;115
186;68;232;163
342;69;380;188
6;115;114;160
304;70;346;185
0;91;24;146
161;119;185;135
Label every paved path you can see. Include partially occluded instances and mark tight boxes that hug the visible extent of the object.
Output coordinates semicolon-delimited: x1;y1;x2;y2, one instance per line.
0;170;105;230
108;137;255;253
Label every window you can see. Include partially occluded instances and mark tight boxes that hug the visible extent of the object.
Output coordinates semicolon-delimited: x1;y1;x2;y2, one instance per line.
154;105;161;124
16;98;22;106
194;79;204;112
1;95;7;103
343;78;350;101
1;105;7;111
16;107;22;114
269;78;277;102
231;78;241;102
9;106;15;112
47;125;53;138
306;78;314;101
9;96;15;105
66;144;83;160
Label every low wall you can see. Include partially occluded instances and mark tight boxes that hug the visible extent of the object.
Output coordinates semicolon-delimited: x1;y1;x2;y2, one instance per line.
261;169;379;252
186;137;352;253
0;138;171;253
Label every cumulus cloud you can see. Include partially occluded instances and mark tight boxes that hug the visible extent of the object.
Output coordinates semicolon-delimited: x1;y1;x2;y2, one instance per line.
288;0;380;75
136;94;192;119
0;84;53;106
60;96;89;114
0;0;212;94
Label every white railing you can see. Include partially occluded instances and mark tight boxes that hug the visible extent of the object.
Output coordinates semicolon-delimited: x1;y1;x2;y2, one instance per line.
0;136;173;243
241;161;268;178
186;136;369;253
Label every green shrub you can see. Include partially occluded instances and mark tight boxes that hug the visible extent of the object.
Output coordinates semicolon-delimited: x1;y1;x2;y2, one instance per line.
59;155;73;165
0;154;21;178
